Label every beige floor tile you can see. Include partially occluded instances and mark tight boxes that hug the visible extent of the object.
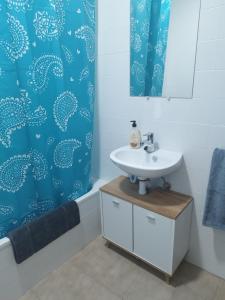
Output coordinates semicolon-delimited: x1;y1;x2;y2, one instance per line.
167;285;205;300
32;268;82;300
31;254;122;300
32;264;121;300
172;262;223;300
18;237;225;300
19;290;39;300
75;278;122;300
124;275;205;300
71;238;121;280
98;243;171;298
214;282;225;300
96;255;138;296
123;270;171;300
67;238;152;297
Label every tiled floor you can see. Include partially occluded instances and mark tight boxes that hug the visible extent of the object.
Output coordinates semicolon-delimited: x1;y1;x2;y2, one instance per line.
20;236;225;300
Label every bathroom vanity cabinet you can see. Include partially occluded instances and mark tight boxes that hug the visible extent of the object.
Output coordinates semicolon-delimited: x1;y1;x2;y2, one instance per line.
100;176;193;282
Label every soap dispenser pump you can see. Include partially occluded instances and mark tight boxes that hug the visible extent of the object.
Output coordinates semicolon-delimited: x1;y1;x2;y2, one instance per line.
129;120;141;149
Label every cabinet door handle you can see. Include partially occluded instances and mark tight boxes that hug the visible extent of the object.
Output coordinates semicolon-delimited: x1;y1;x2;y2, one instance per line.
112;200;120;207
146;215;156;222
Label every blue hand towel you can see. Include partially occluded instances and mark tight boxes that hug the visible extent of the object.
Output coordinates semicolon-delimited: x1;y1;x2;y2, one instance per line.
203;148;225;230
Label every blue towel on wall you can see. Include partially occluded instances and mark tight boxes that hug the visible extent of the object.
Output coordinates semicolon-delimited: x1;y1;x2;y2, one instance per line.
203;149;225;230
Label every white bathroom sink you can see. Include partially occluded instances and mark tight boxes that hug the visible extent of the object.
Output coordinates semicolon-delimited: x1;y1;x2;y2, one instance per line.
110;146;183;179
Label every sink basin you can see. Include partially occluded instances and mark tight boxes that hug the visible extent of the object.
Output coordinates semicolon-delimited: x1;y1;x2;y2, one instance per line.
110;146;183;179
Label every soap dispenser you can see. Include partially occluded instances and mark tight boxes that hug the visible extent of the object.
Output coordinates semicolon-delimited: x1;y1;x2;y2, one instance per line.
129;120;141;149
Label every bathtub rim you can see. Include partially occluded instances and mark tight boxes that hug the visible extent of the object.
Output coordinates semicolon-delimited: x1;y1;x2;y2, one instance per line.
0;179;107;252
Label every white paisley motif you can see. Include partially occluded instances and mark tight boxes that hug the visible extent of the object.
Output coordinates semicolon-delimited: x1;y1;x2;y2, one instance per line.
75;26;95;62
85;132;93;150
52;177;62;189
61;45;73;63
38;199;55;214
6;0;33;11
0;205;14;217
33;0;65;41
153;64;163;86
53;91;78;132
132;33;142;53
161;29;169;46
137;0;146;12
0;155;31;193
130;17;136;46
150;86;157;96
54;139;81;168
30;150;48;181
83;0;95;26
29;198;55;214
131;61;145;86
155;41;163;57
73;180;83;192
0;14;29;62
21;212;37;225
0;150;48;193
79;107;91;122
68;191;79;200
84;162;90;176
141;20;150;38
79;66;89;83
0;90;47;148
27;55;63;93
88;82;95;108
47;137;55;145
68;180;84;200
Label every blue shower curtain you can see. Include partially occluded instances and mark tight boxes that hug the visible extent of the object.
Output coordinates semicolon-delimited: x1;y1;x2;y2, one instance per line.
131;0;171;96
0;0;96;237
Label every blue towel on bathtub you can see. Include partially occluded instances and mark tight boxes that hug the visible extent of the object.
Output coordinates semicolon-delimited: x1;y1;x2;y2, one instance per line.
203;149;225;230
8;200;80;264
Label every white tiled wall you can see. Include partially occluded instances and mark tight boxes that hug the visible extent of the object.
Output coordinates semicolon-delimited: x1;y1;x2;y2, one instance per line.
97;0;225;279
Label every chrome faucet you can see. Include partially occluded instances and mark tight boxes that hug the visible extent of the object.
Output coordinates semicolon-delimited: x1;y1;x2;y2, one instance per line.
143;132;155;153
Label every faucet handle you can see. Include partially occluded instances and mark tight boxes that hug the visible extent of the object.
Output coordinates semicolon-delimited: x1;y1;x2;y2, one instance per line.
143;132;154;143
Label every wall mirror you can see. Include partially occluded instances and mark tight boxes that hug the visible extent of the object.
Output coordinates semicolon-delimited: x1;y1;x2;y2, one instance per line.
130;0;201;98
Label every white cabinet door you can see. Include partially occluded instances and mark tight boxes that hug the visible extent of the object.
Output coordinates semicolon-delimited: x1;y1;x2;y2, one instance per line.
102;193;133;252
133;205;174;274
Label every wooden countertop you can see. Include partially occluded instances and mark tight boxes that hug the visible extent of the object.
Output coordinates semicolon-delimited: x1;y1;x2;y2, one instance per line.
100;176;193;220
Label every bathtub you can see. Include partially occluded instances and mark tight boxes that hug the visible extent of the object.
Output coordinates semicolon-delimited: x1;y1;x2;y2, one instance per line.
0;179;106;300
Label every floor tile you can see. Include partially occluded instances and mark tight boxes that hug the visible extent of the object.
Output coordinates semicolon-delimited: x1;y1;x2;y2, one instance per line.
172;262;223;300
33;267;121;300
18;237;225;300
71;238;125;286
32;268;82;300
31;250;122;300
74;238;157;297
214;282;225;300
75;278;122;300
123;271;170;300
19;290;39;300
167;285;205;300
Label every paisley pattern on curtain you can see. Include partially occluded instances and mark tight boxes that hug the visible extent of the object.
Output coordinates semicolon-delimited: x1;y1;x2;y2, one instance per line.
131;0;171;97
0;0;96;238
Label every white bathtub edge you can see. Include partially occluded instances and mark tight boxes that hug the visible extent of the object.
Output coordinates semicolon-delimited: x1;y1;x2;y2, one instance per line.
0;178;108;252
